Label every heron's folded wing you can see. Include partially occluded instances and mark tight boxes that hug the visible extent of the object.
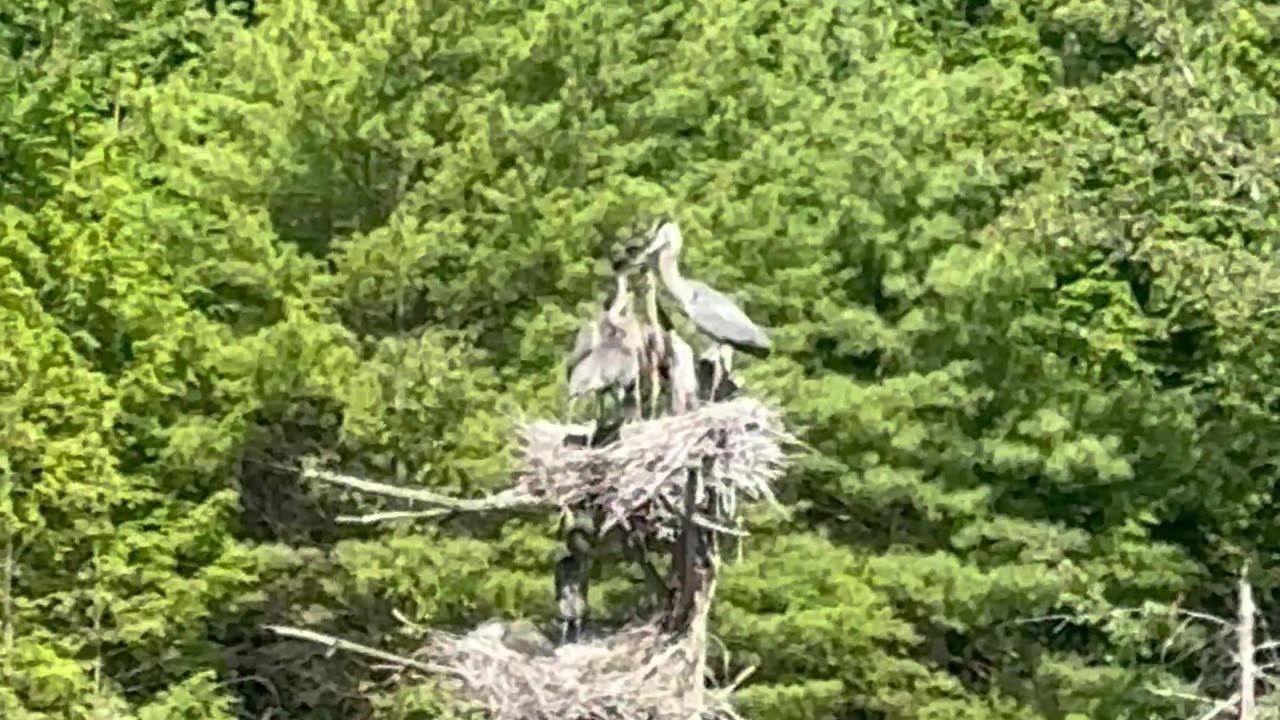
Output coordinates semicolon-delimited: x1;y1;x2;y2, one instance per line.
687;281;771;351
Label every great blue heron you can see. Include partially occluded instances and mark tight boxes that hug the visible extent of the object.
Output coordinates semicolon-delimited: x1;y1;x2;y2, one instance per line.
634;218;770;399
566;269;643;420
667;329;699;414
553;526;593;644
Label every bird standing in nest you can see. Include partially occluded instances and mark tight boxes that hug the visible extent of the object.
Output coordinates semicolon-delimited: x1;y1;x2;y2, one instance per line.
629;217;771;400
553;523;594;644
565;267;643;422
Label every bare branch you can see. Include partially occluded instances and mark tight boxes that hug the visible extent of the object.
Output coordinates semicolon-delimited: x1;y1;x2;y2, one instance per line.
692;514;748;537
336;509;455;525
1239;567;1256;720
1146;687;1216;705
1008;607;1233;630
303;467;543;514
1195;693;1240;720
264;624;461;678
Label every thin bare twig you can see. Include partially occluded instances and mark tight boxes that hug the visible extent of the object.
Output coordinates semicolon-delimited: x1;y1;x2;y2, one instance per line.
336;509;455;525
1008;608;1233;630
692;514;748;537
263;624;462;678
1195;692;1240;720
1238;566;1256;720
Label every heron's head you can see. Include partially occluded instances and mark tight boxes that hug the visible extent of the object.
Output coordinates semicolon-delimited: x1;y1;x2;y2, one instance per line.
611;230;652;272
638;216;680;261
612;215;677;272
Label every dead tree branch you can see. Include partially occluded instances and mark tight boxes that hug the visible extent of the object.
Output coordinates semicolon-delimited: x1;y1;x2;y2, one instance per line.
264;624;461;678
1239;565;1256;720
302;467;543;516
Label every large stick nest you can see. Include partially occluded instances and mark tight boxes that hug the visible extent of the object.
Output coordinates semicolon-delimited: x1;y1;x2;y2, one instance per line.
417;593;734;720
516;398;794;537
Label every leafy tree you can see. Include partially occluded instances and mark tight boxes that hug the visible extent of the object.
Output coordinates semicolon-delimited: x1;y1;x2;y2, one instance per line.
6;0;1280;718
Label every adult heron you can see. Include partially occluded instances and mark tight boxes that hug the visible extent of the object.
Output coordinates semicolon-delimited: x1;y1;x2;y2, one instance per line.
553;525;594;644
634;217;771;398
565;269;643;420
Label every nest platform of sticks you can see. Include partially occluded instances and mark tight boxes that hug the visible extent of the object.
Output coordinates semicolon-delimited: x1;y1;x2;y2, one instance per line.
518;398;794;537
417;592;739;720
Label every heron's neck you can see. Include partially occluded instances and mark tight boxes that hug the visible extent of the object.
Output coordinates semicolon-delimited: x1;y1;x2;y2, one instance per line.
606;275;630;321
654;249;690;298
643;275;661;329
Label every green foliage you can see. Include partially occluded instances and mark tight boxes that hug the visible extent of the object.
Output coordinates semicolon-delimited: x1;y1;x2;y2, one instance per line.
5;0;1280;717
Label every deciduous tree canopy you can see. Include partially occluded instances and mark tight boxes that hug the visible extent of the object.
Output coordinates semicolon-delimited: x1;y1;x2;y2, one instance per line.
4;0;1280;718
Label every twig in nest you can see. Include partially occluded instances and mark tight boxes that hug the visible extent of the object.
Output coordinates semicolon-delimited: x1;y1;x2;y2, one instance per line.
692;514;748;537
719;666;756;695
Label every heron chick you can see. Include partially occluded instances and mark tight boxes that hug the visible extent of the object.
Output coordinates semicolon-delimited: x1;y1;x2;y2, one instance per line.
566;268;643;420
553;526;594;644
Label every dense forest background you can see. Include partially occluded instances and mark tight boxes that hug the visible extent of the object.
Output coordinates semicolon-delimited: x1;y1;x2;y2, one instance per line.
5;0;1280;718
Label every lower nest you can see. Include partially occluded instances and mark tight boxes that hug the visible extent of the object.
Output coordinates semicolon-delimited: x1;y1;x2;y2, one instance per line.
419;617;724;720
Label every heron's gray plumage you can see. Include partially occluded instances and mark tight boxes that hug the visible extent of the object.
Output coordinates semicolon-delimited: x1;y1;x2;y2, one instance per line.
640;219;772;357
553;527;593;644
565;322;599;384
681;280;771;351
567;335;639;396
565;272;642;399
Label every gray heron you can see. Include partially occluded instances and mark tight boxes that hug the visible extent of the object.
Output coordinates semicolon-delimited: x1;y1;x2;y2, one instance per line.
612;239;671;419
633;217;771;399
566;269;643;420
553;525;593;644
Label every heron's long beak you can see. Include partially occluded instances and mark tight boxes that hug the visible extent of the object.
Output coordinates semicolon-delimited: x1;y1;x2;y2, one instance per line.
620;233;666;271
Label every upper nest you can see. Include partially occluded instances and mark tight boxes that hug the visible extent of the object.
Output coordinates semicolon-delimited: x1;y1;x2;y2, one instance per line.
418;594;732;720
516;398;794;537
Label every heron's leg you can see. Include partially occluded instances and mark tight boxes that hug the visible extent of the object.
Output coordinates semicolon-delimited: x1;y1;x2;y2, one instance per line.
620;384;639;421
649;348;663;418
708;344;724;402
